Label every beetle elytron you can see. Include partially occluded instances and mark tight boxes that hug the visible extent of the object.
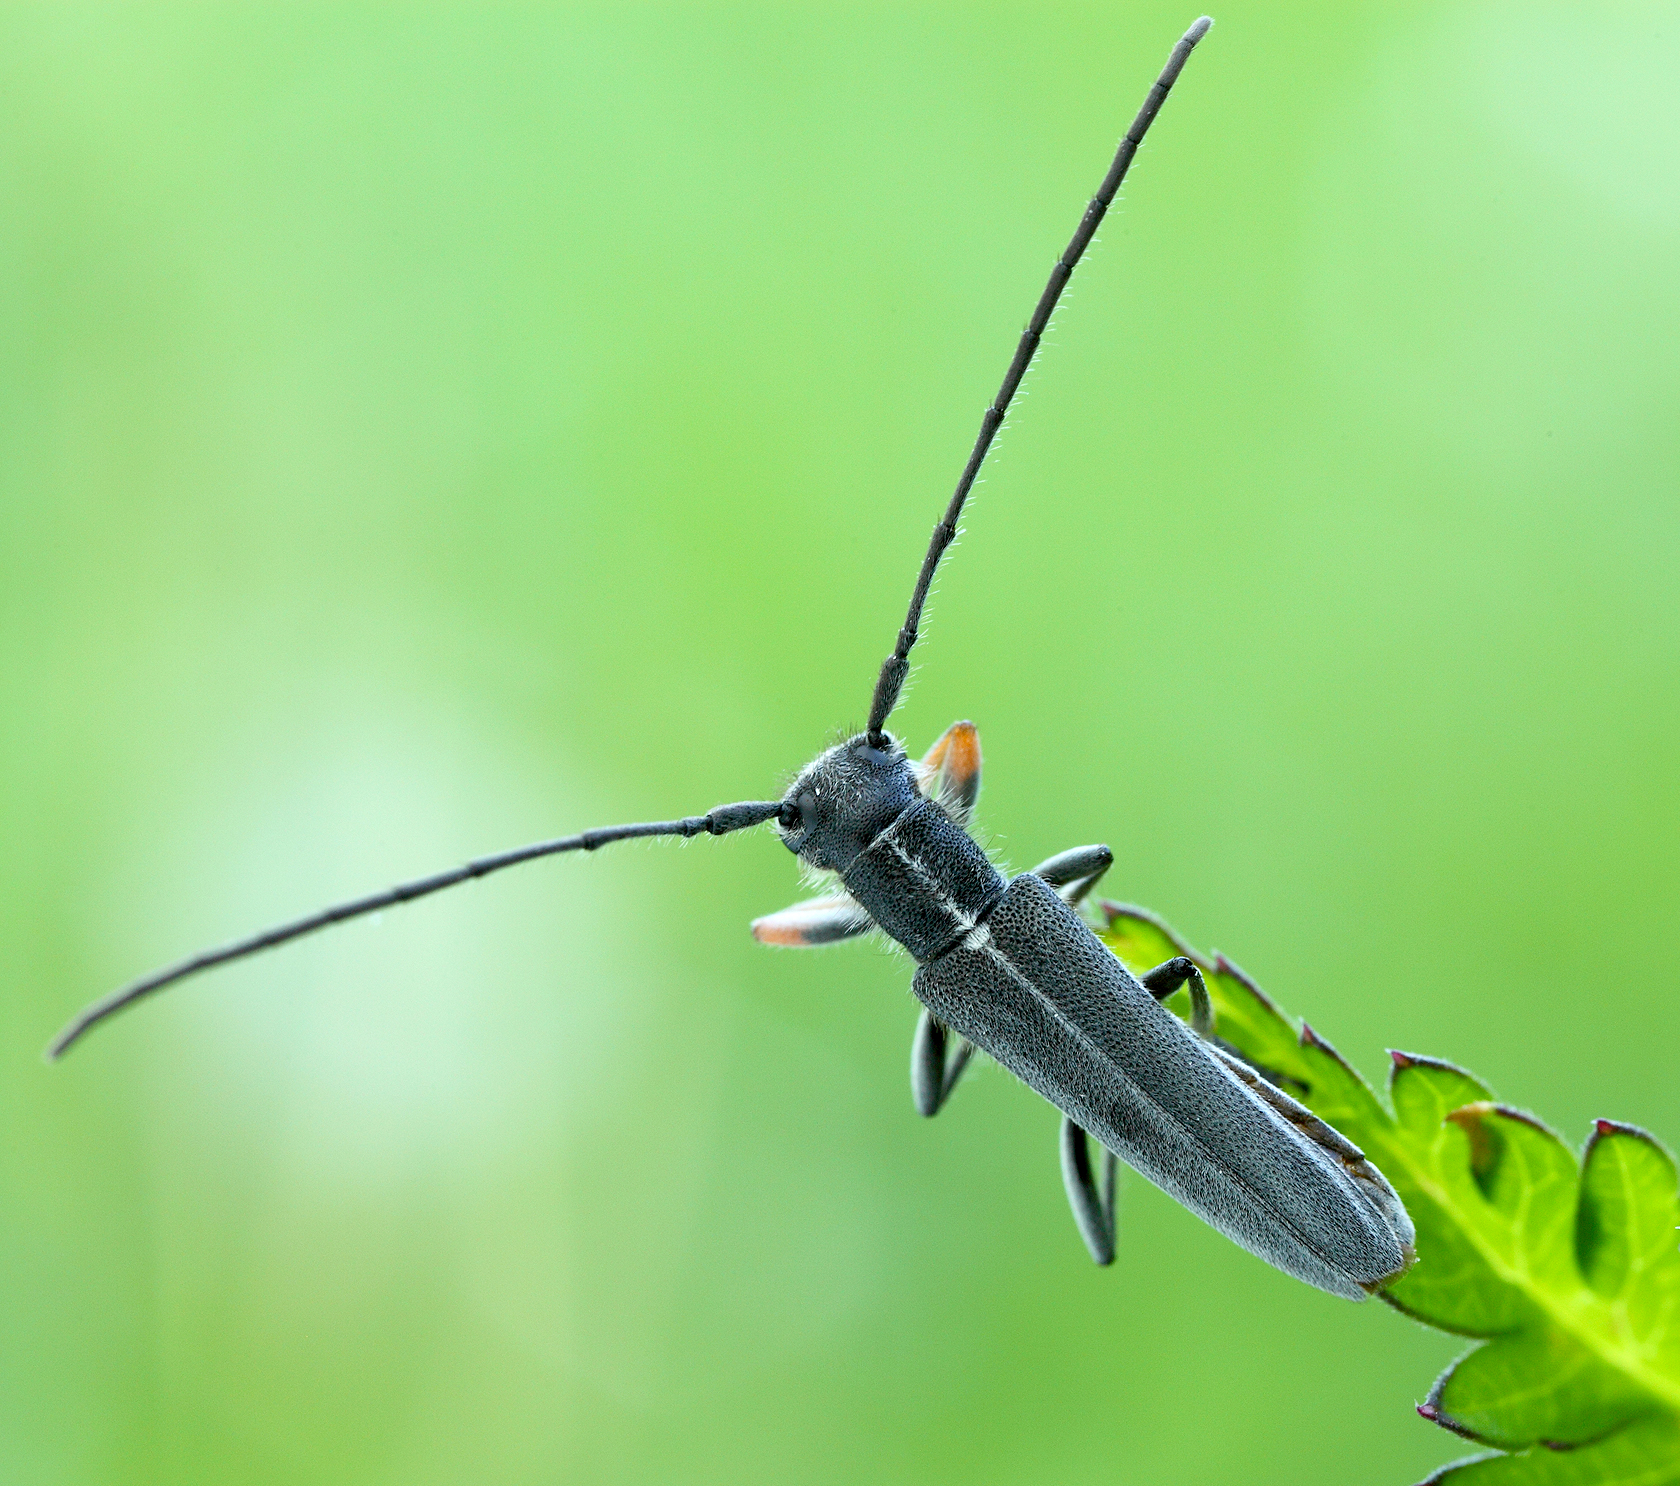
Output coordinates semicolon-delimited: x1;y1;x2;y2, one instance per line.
50;16;1416;1302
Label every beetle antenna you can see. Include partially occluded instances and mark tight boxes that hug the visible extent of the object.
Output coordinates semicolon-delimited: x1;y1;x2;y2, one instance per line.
46;799;783;1060
865;15;1212;743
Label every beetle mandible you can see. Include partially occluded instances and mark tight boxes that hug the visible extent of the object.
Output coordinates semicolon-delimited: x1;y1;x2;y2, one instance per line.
48;16;1416;1302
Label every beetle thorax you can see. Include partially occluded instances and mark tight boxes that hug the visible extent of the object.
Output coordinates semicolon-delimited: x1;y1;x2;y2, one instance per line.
774;730;1006;964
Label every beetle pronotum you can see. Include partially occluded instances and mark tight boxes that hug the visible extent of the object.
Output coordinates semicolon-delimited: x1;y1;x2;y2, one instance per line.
49;16;1415;1301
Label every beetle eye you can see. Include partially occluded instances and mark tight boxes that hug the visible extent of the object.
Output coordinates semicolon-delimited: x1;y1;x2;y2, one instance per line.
777;800;801;832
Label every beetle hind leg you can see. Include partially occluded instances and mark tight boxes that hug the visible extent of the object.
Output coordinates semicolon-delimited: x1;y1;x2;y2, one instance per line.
1140;956;1214;1037
911;1009;976;1116
1060;1117;1119;1266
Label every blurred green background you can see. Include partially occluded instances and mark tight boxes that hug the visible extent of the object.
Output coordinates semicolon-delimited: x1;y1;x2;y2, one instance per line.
2;3;1676;1482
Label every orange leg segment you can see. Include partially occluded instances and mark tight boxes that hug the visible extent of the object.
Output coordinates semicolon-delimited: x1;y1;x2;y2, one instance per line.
917;720;982;824
751;895;872;947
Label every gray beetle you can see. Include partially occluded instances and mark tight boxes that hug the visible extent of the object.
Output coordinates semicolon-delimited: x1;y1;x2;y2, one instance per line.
756;722;1414;1297
47;16;1415;1300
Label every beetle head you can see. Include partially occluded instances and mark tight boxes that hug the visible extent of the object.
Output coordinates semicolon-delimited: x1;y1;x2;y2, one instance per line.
775;732;919;872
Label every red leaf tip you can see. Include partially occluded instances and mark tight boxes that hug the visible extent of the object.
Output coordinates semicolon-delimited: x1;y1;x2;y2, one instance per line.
1596;1118;1616;1135
1416;1404;1440;1422
1389;1049;1415;1068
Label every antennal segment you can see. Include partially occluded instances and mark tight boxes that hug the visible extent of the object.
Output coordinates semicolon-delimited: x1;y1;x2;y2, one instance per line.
865;16;1213;743
46;799;782;1060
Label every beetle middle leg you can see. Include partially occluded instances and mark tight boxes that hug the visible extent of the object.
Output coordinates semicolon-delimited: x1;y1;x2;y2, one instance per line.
1029;843;1113;906
911;1009;976;1116
1027;848;1213;1038
1060;1117;1120;1266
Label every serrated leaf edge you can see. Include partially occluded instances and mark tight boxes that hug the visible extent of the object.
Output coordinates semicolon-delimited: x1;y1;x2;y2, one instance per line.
1094;905;1680;1423
1392;1103;1680;1417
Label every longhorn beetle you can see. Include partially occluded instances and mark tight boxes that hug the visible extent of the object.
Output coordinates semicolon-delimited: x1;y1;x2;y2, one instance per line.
48;17;1416;1301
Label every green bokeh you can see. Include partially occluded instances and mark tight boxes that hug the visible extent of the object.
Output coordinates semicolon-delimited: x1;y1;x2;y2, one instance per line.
2;4;1676;1482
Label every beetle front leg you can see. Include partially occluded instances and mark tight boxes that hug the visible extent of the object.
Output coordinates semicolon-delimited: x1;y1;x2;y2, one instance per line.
1028;844;1113;906
751;894;872;947
1060;1116;1119;1266
917;721;983;826
910;1008;976;1116
1141;956;1213;1038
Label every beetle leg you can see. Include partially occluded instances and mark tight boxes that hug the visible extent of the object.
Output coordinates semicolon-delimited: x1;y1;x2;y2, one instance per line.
1029;843;1113;906
750;894;872;947
916;721;983;826
1140;956;1214;1038
1060;1116;1119;1266
910;1008;977;1116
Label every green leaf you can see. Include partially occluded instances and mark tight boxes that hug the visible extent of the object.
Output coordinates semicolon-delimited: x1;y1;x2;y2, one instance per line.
1443;1105;1584;1296
1578;1123;1680;1357
1421;1415;1680;1485
1427;1330;1652;1450
1094;901;1680;1482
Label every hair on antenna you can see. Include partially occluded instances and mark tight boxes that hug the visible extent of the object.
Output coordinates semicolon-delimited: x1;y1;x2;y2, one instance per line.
864;16;1213;743
47;17;1218;1063
46;800;782;1059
